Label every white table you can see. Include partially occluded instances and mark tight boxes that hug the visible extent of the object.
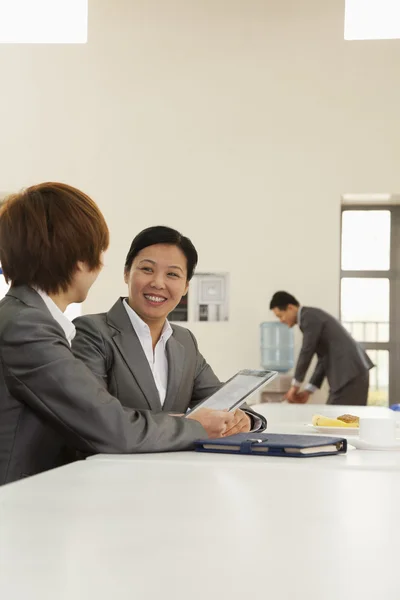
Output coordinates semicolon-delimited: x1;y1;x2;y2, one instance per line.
1;443;400;599
1;403;399;599
252;402;394;425
89;403;400;471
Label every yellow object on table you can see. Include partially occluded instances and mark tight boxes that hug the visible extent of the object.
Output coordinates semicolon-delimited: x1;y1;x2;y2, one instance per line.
312;415;359;428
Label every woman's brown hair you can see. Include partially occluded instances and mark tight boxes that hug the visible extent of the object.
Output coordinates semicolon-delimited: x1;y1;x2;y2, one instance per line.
0;182;109;294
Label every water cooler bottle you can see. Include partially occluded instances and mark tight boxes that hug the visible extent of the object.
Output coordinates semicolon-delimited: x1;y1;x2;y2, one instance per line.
260;322;294;402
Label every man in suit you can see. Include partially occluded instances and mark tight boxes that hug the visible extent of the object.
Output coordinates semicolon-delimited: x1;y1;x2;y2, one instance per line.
0;184;236;485
72;226;266;431
270;291;374;405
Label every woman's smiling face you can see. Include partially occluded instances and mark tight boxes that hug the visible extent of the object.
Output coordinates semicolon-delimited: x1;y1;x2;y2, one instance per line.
124;243;189;325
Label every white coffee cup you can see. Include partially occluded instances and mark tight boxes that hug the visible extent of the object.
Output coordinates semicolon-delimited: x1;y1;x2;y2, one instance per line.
358;416;397;447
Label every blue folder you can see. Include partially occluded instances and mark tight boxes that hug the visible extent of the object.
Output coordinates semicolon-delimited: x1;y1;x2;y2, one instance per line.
195;433;347;458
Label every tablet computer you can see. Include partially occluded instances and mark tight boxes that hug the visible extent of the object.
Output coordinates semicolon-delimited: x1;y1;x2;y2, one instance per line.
186;369;277;416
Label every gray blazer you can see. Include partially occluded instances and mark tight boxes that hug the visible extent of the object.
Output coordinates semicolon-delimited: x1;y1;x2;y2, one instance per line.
72;298;266;427
295;306;374;392
0;287;206;486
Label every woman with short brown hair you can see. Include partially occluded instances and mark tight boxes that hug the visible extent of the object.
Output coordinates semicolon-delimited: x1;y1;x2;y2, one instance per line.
0;182;109;296
0;182;233;486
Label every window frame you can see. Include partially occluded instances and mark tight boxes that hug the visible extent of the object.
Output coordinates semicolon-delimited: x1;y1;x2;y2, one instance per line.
340;204;400;406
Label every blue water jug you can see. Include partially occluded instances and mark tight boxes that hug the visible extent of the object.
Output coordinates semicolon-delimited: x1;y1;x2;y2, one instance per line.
260;322;294;372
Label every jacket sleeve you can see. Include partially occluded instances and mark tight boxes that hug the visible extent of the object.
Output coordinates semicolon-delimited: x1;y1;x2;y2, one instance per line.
294;310;324;384
308;357;326;389
188;331;267;431
1;307;206;454
71;316;109;388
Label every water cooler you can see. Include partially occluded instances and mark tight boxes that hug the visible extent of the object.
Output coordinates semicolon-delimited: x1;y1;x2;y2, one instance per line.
259;322;294;402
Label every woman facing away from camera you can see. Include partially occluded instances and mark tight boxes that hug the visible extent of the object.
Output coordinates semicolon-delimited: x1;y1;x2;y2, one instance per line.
72;225;266;433
0;184;235;485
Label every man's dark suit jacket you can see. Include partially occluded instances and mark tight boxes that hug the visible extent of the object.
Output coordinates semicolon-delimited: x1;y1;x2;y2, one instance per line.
295;306;374;392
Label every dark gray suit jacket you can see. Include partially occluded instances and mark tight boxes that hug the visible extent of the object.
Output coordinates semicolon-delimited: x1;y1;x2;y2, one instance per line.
295;306;374;392
0;287;207;486
72;298;266;428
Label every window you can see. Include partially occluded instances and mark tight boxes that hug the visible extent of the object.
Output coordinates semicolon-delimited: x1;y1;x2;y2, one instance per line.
345;0;400;40
340;206;400;406
0;0;88;44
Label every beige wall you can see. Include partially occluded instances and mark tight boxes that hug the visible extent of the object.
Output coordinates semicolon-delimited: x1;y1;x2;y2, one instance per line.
1;0;400;396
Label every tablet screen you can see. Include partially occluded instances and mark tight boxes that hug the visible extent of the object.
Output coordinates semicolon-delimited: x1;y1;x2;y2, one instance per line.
187;369;277;415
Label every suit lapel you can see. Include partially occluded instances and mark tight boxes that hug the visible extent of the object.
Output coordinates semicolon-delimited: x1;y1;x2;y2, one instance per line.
107;299;162;412
162;333;186;412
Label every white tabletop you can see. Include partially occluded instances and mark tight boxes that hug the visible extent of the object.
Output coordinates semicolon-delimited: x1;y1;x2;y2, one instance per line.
252;402;394;424
89;403;400;471
1;403;399;600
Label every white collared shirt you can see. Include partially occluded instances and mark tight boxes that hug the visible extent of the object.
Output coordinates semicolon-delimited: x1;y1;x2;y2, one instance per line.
297;306;302;326
35;289;76;345
123;300;173;406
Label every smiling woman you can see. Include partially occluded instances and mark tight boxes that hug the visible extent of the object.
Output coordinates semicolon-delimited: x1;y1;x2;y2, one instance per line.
122;227;195;347
126;247;189;332
71;225;266;431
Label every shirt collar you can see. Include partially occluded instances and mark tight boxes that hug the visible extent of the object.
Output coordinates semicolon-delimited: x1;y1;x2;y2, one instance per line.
297;306;302;326
35;288;76;344
123;299;173;343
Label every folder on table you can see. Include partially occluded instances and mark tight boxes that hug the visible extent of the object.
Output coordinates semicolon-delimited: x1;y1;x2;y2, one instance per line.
195;433;347;458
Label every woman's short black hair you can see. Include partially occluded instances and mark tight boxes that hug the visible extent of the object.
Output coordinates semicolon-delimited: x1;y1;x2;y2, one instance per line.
124;226;198;281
